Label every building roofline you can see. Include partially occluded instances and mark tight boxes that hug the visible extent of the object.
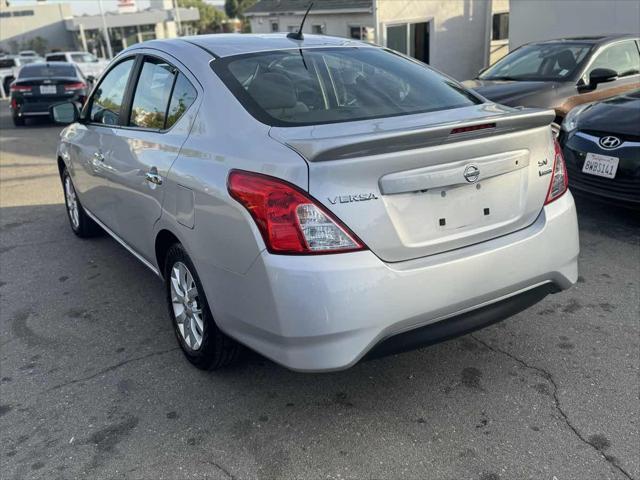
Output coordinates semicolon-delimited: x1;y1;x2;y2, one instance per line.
245;8;372;17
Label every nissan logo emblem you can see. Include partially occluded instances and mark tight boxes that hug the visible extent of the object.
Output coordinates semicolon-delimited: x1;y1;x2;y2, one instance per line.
599;135;621;150
463;164;480;183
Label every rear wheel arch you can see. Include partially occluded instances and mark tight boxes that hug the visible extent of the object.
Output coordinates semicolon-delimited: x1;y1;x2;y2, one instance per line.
155;229;181;277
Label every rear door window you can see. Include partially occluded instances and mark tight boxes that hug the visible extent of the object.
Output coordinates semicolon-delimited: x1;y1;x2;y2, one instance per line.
89;59;135;125
129;58;176;129
214;47;479;126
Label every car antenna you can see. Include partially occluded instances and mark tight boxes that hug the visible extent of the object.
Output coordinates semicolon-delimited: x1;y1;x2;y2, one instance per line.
287;2;313;41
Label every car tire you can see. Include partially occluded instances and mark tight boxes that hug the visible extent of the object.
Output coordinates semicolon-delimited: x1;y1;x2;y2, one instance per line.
12;115;25;127
164;243;243;370
61;167;102;237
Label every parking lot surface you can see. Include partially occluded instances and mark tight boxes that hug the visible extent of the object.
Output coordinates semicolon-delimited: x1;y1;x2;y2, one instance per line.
1;101;638;480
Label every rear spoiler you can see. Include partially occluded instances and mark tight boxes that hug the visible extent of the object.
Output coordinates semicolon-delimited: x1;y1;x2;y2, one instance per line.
271;107;555;162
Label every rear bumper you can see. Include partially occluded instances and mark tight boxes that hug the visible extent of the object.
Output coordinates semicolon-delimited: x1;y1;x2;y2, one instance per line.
206;193;579;372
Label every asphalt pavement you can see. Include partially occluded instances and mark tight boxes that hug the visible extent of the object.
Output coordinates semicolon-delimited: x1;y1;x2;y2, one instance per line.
1;101;638;480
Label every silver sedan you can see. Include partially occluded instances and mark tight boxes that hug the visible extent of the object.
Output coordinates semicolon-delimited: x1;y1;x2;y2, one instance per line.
53;34;579;372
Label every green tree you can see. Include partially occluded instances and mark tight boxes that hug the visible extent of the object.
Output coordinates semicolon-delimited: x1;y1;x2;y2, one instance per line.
178;0;227;34
224;0;256;19
25;36;48;55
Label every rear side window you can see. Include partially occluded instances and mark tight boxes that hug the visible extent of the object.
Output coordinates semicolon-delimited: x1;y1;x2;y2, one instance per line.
89;59;135;125
214;47;480;126
18;65;76;78
46;54;67;62
165;73;197;129
129;59;176;129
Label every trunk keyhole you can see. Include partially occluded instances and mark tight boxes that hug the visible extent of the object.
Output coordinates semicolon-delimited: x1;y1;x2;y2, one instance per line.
439;218;446;226
484;208;490;216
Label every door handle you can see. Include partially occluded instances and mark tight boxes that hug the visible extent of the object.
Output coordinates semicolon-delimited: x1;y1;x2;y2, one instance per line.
145;171;163;186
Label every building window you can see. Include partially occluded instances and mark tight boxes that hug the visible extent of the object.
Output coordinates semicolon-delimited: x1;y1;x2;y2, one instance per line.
287;26;298;33
492;12;509;41
349;26;363;40
271;21;279;32
312;24;324;34
12;10;35;17
385;22;430;64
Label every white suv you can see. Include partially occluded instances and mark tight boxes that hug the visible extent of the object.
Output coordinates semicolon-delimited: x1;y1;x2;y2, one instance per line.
44;51;108;81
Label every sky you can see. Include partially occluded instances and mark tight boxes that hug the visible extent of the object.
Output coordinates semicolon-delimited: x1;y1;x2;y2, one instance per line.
7;0;224;15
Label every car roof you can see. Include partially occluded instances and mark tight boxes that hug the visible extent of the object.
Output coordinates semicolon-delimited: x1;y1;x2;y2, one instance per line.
146;33;374;58
530;34;638;46
46;51;89;55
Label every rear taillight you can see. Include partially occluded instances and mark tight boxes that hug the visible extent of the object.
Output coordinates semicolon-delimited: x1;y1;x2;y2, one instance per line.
65;82;86;91
228;170;366;255
545;138;569;205
9;84;31;93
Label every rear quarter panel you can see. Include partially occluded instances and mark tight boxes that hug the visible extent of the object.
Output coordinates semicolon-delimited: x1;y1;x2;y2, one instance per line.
153;48;308;278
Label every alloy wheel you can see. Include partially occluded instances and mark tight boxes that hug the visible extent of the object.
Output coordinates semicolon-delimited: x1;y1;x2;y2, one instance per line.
64;176;80;229
170;261;204;351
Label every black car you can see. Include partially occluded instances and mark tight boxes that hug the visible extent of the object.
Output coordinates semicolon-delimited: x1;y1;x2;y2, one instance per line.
463;35;640;123
560;90;640;206
9;62;88;126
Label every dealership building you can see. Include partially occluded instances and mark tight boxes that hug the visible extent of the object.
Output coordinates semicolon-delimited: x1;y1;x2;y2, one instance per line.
0;0;200;58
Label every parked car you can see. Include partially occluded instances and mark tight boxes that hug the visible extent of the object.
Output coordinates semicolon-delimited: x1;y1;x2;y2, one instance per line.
10;62;88;126
51;34;579;372
1;56;26;95
560;90;640;206
44;51;108;83
463;35;640;123
18;50;39;58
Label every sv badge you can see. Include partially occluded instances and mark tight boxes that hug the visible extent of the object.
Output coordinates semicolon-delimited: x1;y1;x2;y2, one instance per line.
328;193;379;205
538;158;552;177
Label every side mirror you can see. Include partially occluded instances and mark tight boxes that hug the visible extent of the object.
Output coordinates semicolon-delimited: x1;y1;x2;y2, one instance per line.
589;68;617;87
86;75;96;84
50;102;80;124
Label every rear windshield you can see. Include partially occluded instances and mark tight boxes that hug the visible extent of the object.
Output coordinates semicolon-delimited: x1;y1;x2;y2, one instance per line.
46;54;67;62
0;59;16;68
19;64;77;78
213;47;480;126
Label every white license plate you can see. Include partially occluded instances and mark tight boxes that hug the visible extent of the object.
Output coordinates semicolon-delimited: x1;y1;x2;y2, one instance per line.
40;85;57;95
582;152;619;179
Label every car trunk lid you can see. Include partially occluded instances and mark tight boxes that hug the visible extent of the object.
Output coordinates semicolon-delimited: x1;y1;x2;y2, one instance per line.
270;104;557;262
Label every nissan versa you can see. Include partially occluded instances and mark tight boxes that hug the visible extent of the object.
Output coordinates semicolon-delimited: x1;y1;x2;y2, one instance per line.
53;34;579;372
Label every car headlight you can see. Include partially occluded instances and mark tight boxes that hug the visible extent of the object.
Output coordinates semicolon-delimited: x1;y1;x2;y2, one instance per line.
562;103;592;132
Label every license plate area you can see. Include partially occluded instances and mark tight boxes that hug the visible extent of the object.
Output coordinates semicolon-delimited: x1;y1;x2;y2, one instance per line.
582;152;619;179
40;85;57;95
383;170;526;245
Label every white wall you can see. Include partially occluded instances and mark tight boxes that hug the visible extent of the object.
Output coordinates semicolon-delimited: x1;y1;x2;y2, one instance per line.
376;0;493;80
0;3;75;53
510;0;640;49
249;13;374;39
